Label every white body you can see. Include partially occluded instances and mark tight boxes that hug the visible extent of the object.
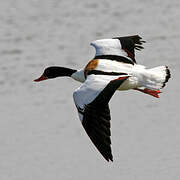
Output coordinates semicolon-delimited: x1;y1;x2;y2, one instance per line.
71;59;167;91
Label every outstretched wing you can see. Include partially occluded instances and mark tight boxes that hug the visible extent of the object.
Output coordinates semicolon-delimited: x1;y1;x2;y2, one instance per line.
91;35;145;64
73;74;129;162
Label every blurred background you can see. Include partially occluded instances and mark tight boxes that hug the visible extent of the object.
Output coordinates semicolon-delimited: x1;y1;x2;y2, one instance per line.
0;0;180;179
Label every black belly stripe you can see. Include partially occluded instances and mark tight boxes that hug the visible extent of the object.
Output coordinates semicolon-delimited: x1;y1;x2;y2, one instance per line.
94;55;134;65
87;70;128;76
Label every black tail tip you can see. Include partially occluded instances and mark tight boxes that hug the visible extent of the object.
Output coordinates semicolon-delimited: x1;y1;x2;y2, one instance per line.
162;66;171;88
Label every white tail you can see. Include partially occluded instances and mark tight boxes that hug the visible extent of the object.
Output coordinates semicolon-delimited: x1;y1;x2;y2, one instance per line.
143;66;171;90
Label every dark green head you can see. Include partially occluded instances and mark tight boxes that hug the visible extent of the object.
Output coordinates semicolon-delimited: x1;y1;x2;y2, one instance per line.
34;66;77;82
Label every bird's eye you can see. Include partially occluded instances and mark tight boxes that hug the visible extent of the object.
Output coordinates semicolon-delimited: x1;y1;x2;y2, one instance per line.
44;69;50;75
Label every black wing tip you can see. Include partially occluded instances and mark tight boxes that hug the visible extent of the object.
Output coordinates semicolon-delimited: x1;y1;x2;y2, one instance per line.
113;35;146;51
106;156;113;162
102;151;113;162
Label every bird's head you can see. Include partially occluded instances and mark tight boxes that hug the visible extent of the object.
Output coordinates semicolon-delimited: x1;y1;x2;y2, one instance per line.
34;66;77;82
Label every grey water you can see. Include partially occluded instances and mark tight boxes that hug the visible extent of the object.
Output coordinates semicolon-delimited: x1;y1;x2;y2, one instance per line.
0;0;180;179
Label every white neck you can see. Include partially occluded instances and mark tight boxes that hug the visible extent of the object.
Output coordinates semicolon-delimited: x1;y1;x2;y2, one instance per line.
71;69;85;83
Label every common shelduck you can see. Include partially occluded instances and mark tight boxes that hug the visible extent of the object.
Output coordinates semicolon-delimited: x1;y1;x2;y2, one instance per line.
34;35;171;162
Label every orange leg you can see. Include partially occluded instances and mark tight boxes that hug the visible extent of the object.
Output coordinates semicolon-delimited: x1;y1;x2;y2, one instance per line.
134;88;162;98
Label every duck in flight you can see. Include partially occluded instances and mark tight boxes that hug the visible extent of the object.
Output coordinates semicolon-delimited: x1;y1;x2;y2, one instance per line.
34;35;171;162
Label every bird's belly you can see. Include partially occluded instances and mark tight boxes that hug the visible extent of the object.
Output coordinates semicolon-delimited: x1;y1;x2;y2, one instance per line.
118;76;139;90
